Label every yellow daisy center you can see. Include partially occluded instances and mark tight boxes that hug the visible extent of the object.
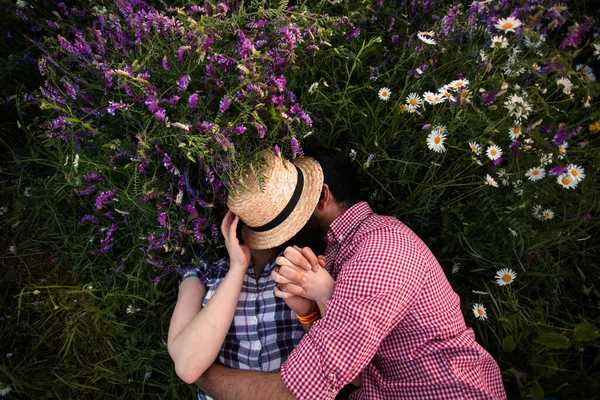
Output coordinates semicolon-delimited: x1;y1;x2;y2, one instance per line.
381;91;388;97
513;126;521;134
524;146;532;151
532;170;539;176
584;75;590;81
477;308;484;316
571;169;578;176
455;81;463;87
434;136;441;144
562;177;571;185
490;149;497;156
461;92;468;99
502;22;514;29
502;274;512;282
410;99;417;105
556;6;564;11
471;146;477;152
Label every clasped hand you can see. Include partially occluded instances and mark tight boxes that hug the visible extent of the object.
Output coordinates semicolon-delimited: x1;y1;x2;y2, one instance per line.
272;245;334;306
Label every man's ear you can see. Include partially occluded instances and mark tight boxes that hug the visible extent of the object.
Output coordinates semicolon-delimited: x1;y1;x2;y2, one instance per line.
318;184;332;210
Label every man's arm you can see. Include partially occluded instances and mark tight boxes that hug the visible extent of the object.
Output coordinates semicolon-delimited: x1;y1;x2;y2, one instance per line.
195;364;294;400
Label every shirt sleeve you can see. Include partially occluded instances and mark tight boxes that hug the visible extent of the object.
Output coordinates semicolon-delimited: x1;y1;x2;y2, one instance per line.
280;228;429;399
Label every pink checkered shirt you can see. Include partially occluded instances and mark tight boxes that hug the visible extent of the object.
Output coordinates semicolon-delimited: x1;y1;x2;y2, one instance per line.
280;202;506;399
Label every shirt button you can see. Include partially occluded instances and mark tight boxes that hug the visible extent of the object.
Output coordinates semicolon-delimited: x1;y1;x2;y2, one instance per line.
252;341;262;350
250;316;257;324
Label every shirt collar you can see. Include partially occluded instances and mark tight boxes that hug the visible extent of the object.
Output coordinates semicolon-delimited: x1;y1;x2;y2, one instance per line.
328;201;373;244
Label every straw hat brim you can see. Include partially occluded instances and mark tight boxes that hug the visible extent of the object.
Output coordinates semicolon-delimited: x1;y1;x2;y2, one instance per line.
240;157;323;250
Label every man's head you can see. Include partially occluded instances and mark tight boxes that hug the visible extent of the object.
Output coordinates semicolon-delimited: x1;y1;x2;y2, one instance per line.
305;149;363;239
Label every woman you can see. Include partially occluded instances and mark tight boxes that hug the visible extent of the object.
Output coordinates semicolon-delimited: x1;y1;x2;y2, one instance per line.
167;151;325;399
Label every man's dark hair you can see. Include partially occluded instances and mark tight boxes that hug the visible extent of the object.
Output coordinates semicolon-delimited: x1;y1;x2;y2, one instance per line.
306;148;364;208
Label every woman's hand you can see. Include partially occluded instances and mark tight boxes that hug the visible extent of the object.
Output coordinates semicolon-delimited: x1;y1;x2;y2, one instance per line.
272;247;333;305
221;210;251;271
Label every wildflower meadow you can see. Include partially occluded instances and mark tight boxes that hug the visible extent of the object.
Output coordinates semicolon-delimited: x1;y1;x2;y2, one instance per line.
1;0;599;398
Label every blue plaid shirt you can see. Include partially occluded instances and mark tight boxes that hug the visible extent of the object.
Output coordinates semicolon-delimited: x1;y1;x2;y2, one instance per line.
197;257;304;400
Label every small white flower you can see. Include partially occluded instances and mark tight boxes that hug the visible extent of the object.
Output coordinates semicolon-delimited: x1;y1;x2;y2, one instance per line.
349;149;357;161
485;174;499;188
508;227;518;237
508;125;522;140
495;268;517;286
532;204;543;219
144;371;152;380
504;94;532;121
557;173;578;189
472;303;488;320
594;43;600;60
495;17;522;33
556;77;573;94
486;145;503;160
525;166;545;181
452;262;462;274
542;209;554;220
378;87;391;101
8;246;15;255
64;155;69;166
308;82;319;94
491;35;509;48
468;141;481;155
73;154;80;170
566;164;585;183
426;127;447;153
0;382;12;396
175;190;183;205
539;153;553;166
0;206;7;216
23;187;31;197
448;79;470;91
417;31;437;45
557;142;568;159
16;0;26;8
405;93;424;108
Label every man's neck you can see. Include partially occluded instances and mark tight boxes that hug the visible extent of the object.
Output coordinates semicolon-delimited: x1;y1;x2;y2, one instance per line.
250;248;278;277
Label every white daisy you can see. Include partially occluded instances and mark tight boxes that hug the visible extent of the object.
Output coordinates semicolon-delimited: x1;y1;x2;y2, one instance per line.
452;262;462;274
73;154;80;170
532;204;543;219
491;35;509;48
308;82;319;93
556;77;573;93
539;153;553;166
472;303;488;320
495;17;522;33
378;87;391;101
504;94;532;121
405;93;424;108
542;209;554;220
468;141;481;155
567;164;585;183
175;190;184;205
557;142;568;159
485;174;499;188
594;43;600;60
0;382;11;396
584;96;592;108
417;31;437;45
525;166;545;181
405;104;419;114
423;91;438;105
495;268;517;286
557;173;578;189
426;130;447;153
486;145;503;160
508;125;522;140
449;79;470;90
550;3;567;13
532;63;541;72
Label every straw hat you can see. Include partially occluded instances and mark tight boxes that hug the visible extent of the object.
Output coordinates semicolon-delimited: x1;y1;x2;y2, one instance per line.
227;150;324;250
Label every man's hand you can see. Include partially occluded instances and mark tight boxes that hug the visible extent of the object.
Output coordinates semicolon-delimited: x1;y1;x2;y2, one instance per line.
273;248;333;305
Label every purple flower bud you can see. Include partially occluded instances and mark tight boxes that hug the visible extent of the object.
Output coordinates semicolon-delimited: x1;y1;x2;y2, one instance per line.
176;75;191;92
79;215;100;225
162;56;170;71
75;186;96;196
549;165;567;176
158;212;168;227
188;93;198;110
291;137;303;158
422;124;432;130
219;96;231;113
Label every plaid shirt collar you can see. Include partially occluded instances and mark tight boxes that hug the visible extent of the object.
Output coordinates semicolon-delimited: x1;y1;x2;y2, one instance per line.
328;201;374;244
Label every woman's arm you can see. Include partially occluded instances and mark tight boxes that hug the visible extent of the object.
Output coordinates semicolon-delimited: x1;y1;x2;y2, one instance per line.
168;267;246;384
168;210;251;384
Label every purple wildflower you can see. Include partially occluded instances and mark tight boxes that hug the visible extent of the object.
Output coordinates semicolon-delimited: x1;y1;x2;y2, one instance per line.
162;55;170;70
91;224;118;255
79;215;100;225
274;145;281;156
346;28;361;42
158;212;168;227
177;75;191;92
188;93;198;110
163;153;180;175
481;91;498;106
256;124;265;139
107;100;131;115
95;189;117;211
549;165;568;176
291;137;303;158
219;96;232;113
211;223;219;244
560;17;592;50
234;125;247;135
75;186;96;196
176;45;191;64
422;124;432;130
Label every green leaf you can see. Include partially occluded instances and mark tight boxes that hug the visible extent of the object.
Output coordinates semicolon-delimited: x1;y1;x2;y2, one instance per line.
531;353;558;378
502;335;517;352
574;322;600;342
532;381;544;400
534;332;570;349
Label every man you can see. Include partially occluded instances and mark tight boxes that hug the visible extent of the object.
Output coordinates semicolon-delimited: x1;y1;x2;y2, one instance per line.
196;150;507;399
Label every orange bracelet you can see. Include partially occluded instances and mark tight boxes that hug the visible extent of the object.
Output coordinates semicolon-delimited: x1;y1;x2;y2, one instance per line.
296;310;320;324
